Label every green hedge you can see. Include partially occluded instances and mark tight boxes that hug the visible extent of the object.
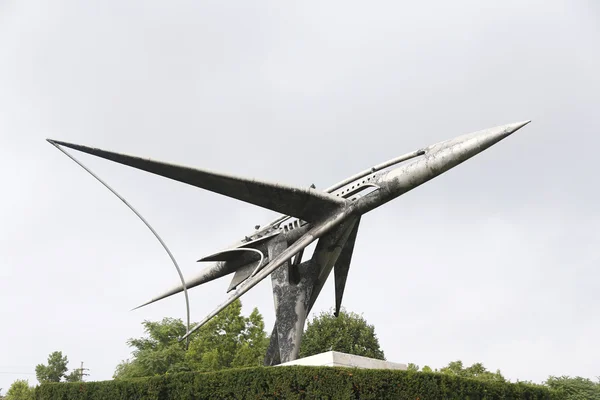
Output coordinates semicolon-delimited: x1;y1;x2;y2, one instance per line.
36;366;558;400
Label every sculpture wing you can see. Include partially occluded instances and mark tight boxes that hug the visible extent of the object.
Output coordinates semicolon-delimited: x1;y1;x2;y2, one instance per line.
333;217;361;316
48;140;345;222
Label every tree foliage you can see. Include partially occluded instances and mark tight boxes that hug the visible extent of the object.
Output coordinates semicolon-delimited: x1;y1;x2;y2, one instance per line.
408;360;600;398
35;351;83;384
35;351;69;383
299;308;385;360
64;370;83;383
544;375;600;400
5;380;34;400
438;360;506;383
185;301;269;371
407;363;419;372
407;360;507;383
113;299;269;379
113;317;188;378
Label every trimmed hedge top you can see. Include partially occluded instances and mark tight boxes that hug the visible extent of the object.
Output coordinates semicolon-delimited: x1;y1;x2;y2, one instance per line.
36;366;558;400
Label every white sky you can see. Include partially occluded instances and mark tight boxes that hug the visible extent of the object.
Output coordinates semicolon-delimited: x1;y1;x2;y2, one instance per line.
1;0;599;391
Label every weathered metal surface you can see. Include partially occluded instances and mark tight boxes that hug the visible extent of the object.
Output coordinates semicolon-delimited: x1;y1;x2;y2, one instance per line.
49;139;346;223
306;218;359;313
269;259;318;363
179;207;352;341
133;260;236;309
264;326;281;366
49;120;531;365
197;247;263;263
353;121;531;216
267;217;358;364
238;230;281;247
227;261;257;292
324;149;425;193
141;217;314;307
334;217;361;317
269;238;302;363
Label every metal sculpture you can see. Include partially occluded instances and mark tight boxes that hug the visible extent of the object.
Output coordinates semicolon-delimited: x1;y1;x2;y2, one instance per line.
48;120;530;365
48;142;192;346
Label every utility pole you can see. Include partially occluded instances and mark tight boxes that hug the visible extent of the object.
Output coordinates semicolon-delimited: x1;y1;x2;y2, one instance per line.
74;362;89;382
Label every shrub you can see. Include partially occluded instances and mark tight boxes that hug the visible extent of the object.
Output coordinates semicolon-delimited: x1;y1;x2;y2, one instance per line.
36;366;559;400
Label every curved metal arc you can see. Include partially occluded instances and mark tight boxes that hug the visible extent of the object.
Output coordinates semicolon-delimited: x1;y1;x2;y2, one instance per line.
246;248;266;277
48;140;191;347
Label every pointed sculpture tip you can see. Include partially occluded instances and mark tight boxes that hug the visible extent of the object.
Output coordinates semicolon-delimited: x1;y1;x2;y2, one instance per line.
46;138;78;148
505;120;531;135
47;138;71;148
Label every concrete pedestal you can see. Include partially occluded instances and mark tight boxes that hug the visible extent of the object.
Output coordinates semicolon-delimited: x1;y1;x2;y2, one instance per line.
278;351;407;370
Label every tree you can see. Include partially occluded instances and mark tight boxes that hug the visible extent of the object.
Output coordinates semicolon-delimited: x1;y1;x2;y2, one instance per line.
5;380;34;400
186;301;269;371
299;308;385;360
228;307;270;368
440;360;464;376
64;369;84;382
407;363;419;372
35;351;68;383
113;299;269;379
439;360;506;383
544;376;600;399
114;317;189;378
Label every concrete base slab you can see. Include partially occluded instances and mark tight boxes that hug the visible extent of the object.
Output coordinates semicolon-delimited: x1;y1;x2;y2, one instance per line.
278;351;407;370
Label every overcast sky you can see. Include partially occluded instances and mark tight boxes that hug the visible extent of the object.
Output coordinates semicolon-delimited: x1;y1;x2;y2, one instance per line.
1;0;599;391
